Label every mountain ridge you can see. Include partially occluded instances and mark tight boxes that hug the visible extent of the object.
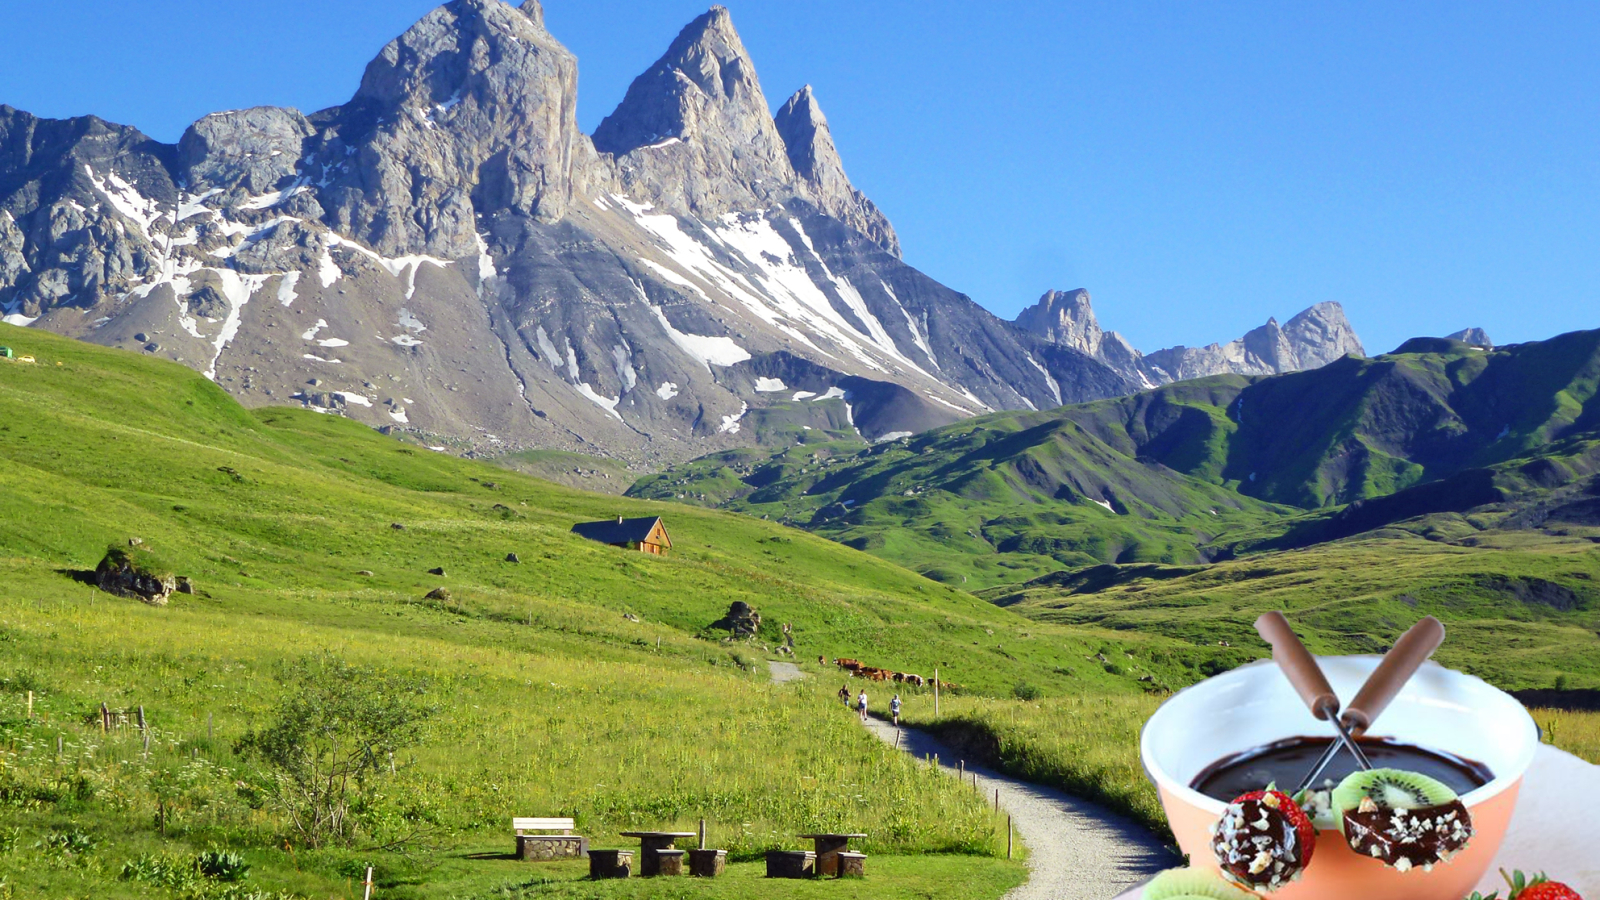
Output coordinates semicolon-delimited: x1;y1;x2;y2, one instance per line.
1013;289;1365;387
631;326;1600;587
0;0;1360;471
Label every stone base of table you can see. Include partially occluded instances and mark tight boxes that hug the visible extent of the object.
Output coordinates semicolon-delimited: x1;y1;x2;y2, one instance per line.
836;851;866;878
588;850;633;879
766;850;815;879
516;834;587;861
654;849;685;876
689;849;726;877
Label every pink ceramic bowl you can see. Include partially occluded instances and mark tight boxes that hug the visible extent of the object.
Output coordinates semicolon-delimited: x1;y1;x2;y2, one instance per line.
1141;656;1539;900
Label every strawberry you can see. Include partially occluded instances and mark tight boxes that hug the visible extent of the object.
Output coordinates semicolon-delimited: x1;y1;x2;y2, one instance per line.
1235;789;1318;866
1499;869;1583;900
1211;788;1318;890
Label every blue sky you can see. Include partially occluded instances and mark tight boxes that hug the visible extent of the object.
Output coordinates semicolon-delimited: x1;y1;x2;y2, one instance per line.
1;1;1595;355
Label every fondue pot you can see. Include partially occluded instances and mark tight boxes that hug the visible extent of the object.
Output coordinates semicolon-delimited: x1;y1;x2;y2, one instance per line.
1141;656;1539;900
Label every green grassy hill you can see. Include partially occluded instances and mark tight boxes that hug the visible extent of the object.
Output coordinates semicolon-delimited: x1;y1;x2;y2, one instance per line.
1;323;1111;898
1;323;1596;899
630;332;1600;597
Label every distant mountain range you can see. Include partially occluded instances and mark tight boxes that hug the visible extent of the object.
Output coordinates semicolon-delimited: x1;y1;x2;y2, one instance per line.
1;0;1372;467
1013;289;1365;388
631;328;1600;588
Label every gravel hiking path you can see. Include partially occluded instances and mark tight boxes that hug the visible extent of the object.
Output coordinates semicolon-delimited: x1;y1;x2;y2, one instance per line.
860;714;1175;900
768;660;806;684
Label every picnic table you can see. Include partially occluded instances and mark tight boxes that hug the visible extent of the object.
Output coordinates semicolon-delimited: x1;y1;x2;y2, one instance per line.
618;831;697;877
798;833;866;877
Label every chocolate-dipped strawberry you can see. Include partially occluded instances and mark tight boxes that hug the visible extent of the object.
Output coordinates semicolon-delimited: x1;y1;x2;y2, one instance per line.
1210;788;1316;891
1334;768;1474;872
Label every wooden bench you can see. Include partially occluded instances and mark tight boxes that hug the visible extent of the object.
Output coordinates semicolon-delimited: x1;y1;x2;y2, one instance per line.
513;817;588;860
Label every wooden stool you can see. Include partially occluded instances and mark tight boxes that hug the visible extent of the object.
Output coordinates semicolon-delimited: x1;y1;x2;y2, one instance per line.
689;848;726;877
766;849;815;878
654;849;685;876
836;851;866;877
588;849;632;879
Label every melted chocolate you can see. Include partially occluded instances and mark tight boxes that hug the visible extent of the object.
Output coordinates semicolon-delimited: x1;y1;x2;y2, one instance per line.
1191;737;1493;801
1210;794;1309;890
1344;799;1473;870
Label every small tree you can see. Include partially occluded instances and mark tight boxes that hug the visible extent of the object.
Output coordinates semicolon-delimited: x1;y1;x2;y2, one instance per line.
236;653;434;848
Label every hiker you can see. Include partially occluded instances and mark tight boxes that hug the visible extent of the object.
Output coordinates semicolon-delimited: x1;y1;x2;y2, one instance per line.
891;694;902;727
839;685;850;706
857;689;869;723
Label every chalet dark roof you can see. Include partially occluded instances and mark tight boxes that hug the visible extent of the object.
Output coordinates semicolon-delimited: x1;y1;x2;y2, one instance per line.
571;516;666;546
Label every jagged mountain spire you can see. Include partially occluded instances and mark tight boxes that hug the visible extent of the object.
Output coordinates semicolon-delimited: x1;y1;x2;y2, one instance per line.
774;85;900;257
591;6;798;218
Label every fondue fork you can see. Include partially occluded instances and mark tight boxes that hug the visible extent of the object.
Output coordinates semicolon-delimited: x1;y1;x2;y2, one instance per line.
1255;612;1375;778
1290;616;1447;793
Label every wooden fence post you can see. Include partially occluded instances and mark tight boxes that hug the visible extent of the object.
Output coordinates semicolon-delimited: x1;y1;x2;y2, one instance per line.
994;788;999;813
1007;816;1013;859
26;690;32;719
699;818;706;850
138;705;146;732
362;865;374;900
101;703;109;733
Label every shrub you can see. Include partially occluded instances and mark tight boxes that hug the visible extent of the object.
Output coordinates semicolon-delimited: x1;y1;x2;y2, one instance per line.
1012;681;1041;702
235;652;435;848
196;848;250;882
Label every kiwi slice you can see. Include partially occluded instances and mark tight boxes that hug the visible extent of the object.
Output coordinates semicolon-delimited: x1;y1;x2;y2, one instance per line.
1331;767;1458;821
1142;867;1258;900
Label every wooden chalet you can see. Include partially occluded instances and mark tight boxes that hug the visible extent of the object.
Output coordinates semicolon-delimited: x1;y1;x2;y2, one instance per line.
571;516;672;556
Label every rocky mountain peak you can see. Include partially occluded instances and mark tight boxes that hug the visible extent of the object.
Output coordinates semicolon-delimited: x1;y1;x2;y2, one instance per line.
1447;327;1493;348
1278;301;1365;366
592;6;798;218
1013;289;1144;382
1014;288;1095;344
774;85;900;257
1017;291;1365;388
314;0;590;258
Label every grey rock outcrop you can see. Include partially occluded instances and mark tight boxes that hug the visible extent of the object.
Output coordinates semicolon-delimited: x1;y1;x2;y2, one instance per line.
95;546;176;606
774;86;899;257
1447;328;1492;348
177;107;315;202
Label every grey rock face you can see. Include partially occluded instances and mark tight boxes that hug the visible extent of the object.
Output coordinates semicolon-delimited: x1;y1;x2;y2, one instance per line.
1013;289;1147;385
1447;328;1492;348
1144;301;1365;382
313;0;589;258
774;86;899;258
0;105;177;316
177;107;314;201
592;6;797;219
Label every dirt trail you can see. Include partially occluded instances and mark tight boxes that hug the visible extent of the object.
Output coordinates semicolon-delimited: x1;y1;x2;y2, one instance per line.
859;714;1175;900
767;660;806;684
